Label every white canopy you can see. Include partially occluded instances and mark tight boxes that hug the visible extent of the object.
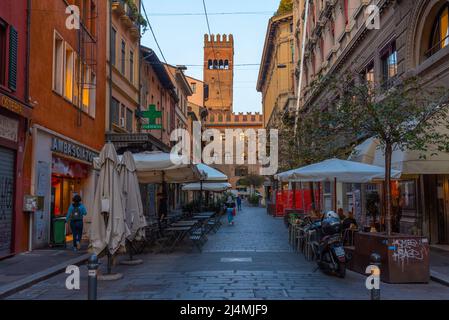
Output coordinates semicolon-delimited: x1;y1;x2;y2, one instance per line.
349;137;449;175
275;158;401;183
196;163;228;182
94;151;200;184
182;182;232;192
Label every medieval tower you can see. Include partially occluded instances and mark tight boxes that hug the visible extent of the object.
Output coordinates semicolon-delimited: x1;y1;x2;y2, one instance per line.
203;34;234;111
202;34;264;198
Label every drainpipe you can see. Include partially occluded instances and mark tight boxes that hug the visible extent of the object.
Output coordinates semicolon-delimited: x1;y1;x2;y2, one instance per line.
108;0;113;133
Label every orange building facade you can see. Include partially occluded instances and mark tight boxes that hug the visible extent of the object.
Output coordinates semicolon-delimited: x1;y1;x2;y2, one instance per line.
22;0;107;251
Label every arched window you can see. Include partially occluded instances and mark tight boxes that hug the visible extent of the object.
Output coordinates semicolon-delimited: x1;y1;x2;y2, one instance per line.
213;60;218;69
224;60;229;69
208;60;213;69
427;4;449;58
219;60;224;69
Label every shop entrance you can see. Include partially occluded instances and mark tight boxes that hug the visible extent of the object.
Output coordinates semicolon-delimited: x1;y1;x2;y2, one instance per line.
50;155;89;245
0;146;15;257
51;176;83;243
436;176;449;244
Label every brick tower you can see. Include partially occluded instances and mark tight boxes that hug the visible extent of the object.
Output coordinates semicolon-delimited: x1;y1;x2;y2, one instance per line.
203;34;234;112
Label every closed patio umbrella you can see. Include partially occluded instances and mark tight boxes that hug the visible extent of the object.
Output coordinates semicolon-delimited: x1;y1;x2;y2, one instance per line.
90;143;130;257
118;151;147;242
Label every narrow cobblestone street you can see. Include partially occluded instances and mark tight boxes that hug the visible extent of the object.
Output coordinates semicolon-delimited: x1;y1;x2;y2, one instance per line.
7;205;449;300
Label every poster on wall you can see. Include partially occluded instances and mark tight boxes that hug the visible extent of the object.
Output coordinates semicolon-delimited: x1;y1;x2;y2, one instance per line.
34;161;51;248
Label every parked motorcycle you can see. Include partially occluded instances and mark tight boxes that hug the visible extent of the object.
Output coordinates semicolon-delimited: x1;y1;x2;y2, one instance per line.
307;211;347;278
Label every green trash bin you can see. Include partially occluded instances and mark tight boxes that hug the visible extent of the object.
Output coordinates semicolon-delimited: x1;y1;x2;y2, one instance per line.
52;217;66;247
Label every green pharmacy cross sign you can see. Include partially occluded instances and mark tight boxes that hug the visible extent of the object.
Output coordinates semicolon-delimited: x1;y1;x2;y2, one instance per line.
141;105;162;130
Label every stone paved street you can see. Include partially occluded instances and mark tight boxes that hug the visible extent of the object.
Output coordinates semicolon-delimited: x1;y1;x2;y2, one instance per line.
6;205;449;300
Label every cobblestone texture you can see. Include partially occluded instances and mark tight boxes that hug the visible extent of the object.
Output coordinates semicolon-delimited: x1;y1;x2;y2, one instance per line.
6;205;449;300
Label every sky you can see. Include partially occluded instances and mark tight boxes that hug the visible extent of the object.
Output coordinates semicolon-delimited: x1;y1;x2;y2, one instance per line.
140;0;280;113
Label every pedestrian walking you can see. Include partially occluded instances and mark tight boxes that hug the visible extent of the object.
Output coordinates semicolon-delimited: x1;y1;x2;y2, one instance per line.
66;194;87;251
236;195;242;211
226;203;236;226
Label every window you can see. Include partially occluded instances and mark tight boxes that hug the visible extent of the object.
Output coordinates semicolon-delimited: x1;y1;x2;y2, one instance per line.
111;27;116;66
64;45;75;101
82;64;90;111
381;41;398;86
129;50;134;83
224;60;229;69
208;60;213;69
121;39;126;74
111;97;120;126
344;0;349;26
427;4;449;58
0;20;7;86
290;40;295;63
218;114;223;122
53;32;64;94
209;114;215;122
235;167;248;177
126;108;133;132
361;61;375;90
191;82;197;93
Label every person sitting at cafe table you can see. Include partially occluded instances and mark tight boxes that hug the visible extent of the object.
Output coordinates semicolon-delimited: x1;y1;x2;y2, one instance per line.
337;208;346;220
342;212;358;230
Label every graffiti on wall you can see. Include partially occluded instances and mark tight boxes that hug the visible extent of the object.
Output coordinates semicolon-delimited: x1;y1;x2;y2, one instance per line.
391;239;428;271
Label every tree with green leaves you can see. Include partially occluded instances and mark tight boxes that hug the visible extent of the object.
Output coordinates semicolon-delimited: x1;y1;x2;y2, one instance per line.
304;74;449;235
238;174;265;196
276;0;293;16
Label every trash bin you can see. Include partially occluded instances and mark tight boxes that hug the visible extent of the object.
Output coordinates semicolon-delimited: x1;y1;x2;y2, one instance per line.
52;217;66;247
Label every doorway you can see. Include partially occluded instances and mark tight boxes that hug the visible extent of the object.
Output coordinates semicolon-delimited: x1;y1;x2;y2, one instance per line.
436;176;449;244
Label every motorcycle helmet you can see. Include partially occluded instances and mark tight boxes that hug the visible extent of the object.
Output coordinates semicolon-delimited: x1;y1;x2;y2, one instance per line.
322;212;342;235
324;211;340;220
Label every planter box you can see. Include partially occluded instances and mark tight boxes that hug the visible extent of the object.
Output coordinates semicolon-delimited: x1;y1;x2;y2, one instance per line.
350;232;430;284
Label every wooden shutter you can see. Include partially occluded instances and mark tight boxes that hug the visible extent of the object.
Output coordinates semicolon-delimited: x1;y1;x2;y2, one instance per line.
8;26;18;91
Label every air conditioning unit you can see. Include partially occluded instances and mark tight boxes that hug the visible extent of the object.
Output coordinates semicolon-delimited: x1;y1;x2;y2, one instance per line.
119;117;125;128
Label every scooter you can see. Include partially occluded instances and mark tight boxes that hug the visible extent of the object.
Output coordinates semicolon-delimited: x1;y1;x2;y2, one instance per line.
308;214;347;278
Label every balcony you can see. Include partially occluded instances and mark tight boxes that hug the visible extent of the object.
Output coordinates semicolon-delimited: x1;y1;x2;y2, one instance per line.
112;0;139;31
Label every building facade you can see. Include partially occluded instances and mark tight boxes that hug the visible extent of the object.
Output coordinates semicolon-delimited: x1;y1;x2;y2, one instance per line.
23;0;107;251
257;12;296;129
294;0;449;242
0;0;32;258
107;0;141;135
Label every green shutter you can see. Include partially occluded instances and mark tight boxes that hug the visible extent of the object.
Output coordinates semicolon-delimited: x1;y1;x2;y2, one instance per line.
8;26;18;91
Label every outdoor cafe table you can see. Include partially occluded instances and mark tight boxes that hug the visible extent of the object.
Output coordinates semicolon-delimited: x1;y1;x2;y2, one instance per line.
171;220;198;227
163;226;193;252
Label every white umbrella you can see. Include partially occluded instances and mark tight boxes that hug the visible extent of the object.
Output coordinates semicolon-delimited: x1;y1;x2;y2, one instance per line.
196;163;228;182
182;182;231;192
90;143;130;256
118;151;147;242
275;158;401;183
94;151;200;183
275;158;402;211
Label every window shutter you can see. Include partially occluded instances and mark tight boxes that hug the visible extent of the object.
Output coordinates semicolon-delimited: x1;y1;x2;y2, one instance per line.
8;26;18;91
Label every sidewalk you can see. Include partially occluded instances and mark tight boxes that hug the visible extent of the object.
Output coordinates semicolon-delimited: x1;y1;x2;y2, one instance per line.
430;246;449;286
0;247;90;299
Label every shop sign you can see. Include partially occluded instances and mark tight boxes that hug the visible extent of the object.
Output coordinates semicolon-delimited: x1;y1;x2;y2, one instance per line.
0;114;19;142
0;94;23;115
51;137;98;163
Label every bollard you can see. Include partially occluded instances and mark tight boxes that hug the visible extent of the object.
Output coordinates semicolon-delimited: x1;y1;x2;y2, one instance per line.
87;254;99;300
369;253;381;300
